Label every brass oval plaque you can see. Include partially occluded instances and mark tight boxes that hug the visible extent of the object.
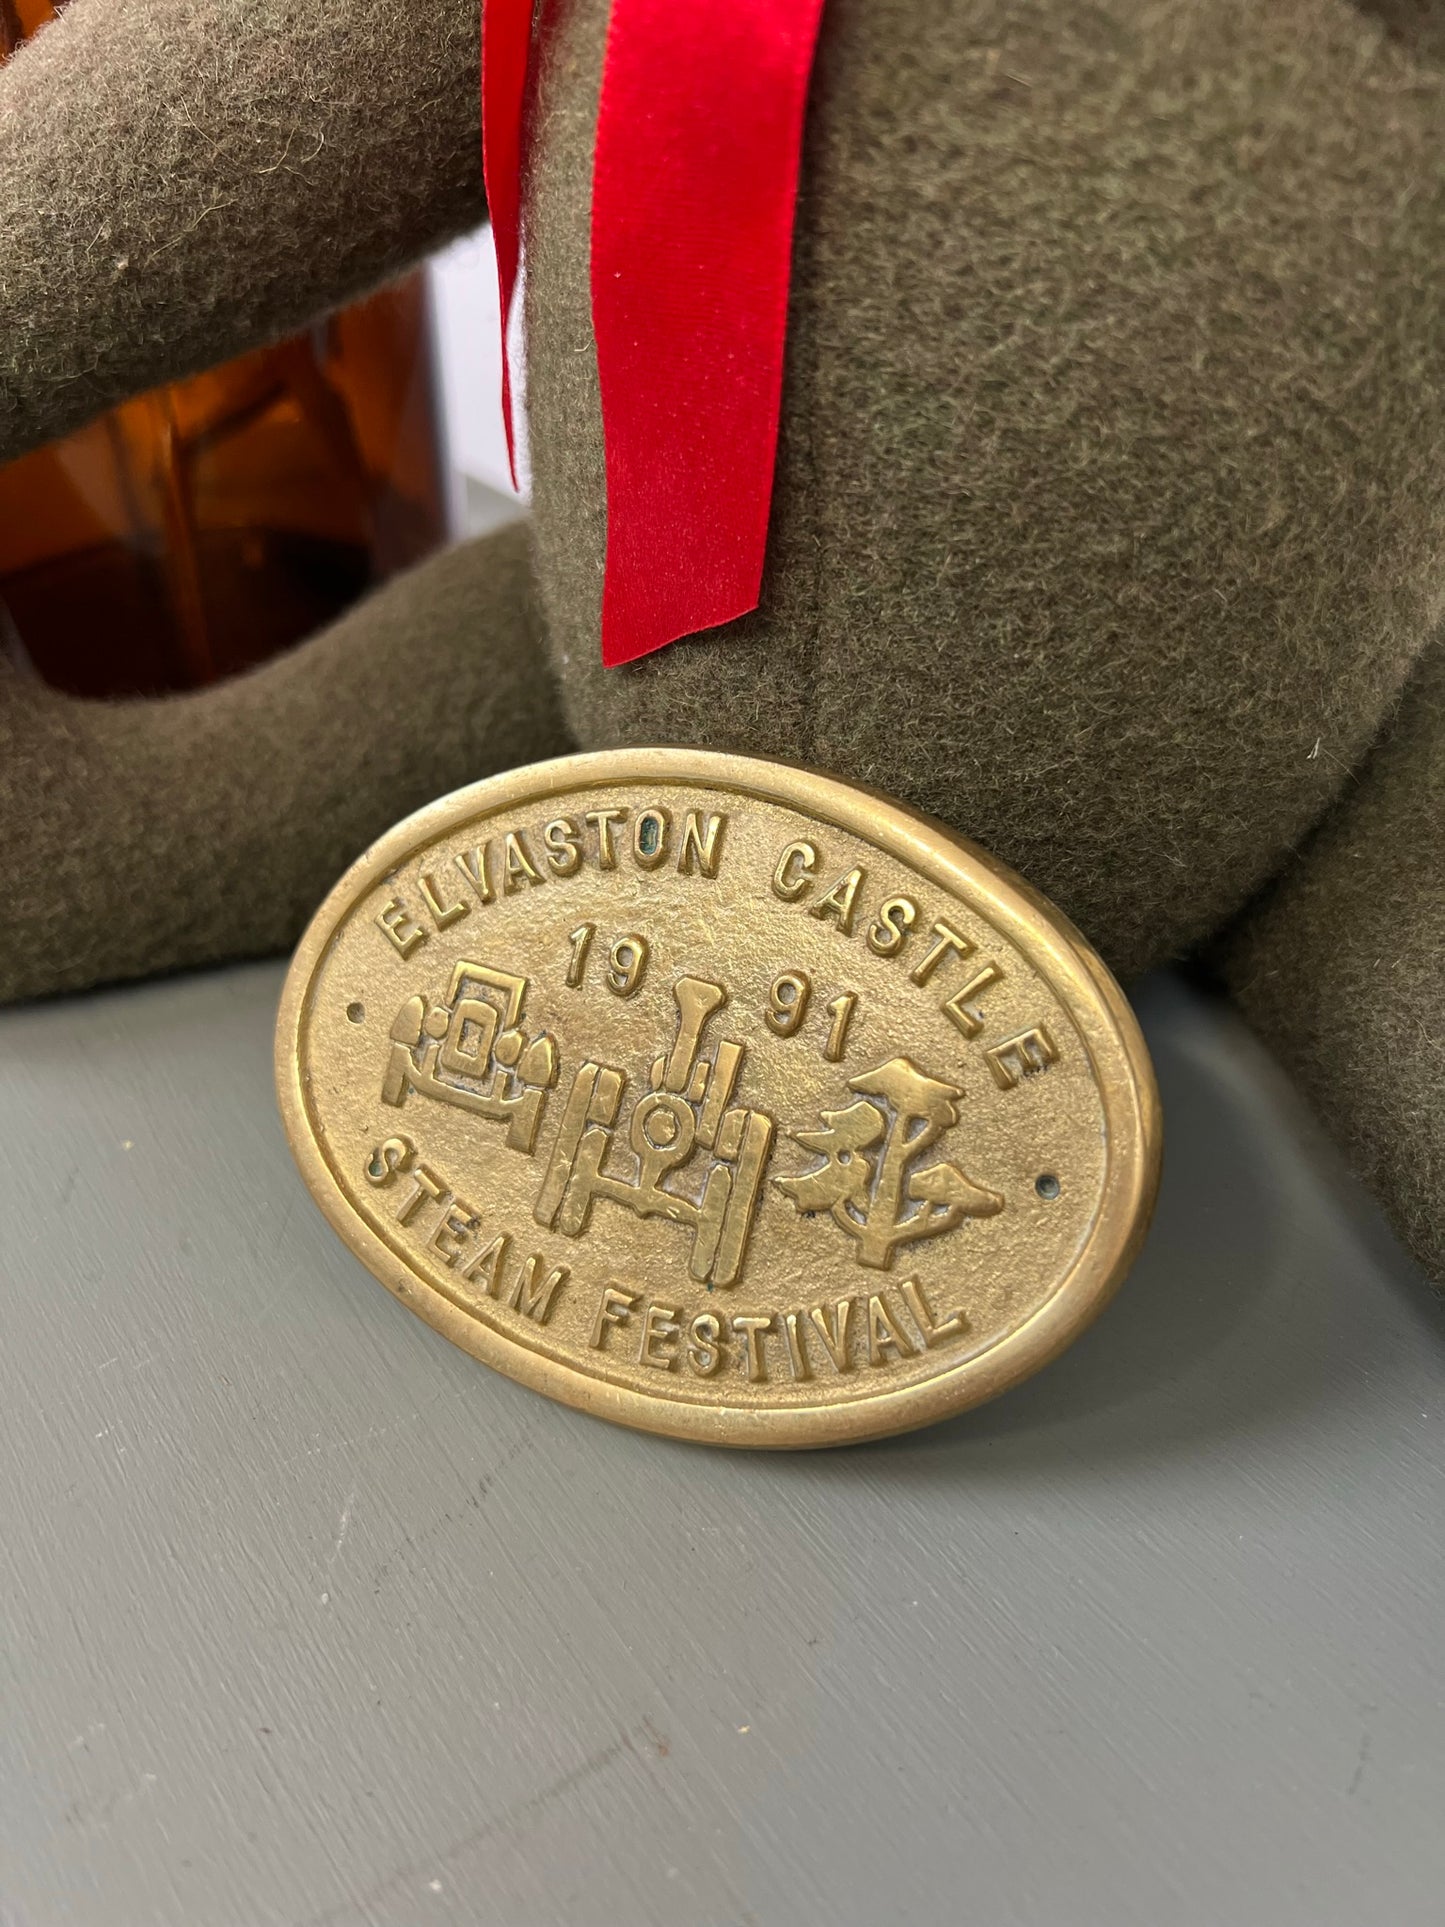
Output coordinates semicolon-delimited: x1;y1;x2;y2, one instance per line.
277;750;1160;1447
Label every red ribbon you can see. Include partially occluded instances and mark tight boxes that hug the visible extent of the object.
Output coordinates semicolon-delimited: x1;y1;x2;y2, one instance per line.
480;0;532;490
480;0;825;666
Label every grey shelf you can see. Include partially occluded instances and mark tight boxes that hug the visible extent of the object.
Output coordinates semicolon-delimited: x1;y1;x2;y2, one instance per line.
2;963;1442;1926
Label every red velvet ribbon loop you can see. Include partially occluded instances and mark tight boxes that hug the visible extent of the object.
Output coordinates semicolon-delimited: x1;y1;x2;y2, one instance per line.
481;0;825;665
480;0;532;489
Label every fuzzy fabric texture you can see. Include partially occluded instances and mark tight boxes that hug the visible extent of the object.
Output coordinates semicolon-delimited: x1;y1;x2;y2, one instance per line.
528;0;1445;980
0;523;570;1001
1225;636;1445;1282
1361;0;1445;61
0;0;484;467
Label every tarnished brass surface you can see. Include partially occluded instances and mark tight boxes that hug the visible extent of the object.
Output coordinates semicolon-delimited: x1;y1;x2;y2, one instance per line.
276;750;1160;1447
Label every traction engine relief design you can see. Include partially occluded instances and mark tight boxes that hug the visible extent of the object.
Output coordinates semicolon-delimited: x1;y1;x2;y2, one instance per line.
533;978;774;1288
776;1057;1004;1269
381;960;559;1155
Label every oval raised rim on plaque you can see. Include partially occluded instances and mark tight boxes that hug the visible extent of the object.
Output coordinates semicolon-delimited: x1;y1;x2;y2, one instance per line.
276;748;1161;1448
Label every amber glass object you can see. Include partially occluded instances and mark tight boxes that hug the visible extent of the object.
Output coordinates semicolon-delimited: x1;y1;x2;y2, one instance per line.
0;0;447;698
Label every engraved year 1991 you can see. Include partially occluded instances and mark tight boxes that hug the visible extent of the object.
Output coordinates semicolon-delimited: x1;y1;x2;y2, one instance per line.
278;751;1160;1443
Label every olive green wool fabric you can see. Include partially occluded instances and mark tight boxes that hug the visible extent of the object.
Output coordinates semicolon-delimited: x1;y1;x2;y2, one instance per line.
527;0;1445;980
0;526;569;1001
1225;638;1445;1284
0;0;484;468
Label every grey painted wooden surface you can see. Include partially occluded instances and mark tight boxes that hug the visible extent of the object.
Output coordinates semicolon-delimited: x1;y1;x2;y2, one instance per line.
1;962;1442;1927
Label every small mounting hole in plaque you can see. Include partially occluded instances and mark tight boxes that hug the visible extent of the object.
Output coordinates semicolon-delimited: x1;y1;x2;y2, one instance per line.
346;1002;365;1025
1035;1173;1061;1201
